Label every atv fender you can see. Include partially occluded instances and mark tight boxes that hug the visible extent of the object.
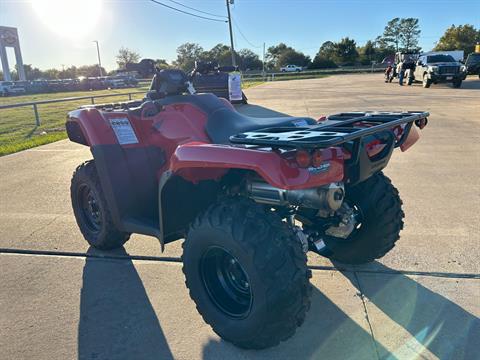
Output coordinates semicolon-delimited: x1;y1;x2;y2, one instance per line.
168;142;344;190
156;142;344;249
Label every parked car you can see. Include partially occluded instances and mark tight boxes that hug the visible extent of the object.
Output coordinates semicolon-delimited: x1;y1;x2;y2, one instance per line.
413;54;467;88
29;80;49;93
0;81;26;96
104;76;127;89
280;64;303;72
465;52;480;78
117;75;139;87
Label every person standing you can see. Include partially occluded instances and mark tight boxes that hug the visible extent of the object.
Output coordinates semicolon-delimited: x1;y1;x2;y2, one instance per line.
397;61;405;86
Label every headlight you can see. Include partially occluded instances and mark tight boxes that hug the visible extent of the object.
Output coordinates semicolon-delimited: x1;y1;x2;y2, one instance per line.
460;65;467;72
428;66;439;73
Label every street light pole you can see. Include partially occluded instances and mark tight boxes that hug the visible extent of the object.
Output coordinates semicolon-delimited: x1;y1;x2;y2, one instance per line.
225;0;236;67
93;40;103;77
262;42;266;79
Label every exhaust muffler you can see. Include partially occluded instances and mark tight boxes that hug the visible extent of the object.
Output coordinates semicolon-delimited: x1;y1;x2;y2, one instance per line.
247;181;344;213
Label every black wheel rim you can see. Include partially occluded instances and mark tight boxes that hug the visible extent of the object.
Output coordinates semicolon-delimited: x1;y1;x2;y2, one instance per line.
200;246;253;319
78;184;102;233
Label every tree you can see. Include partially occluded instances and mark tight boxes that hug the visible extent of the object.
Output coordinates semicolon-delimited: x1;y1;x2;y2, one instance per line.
237;49;262;71
399;18;421;53
265;43;290;68
42;68;60;80
202;43;232;66
116;47;141;69
377;18;421;53
434;24;480;55
173;42;205;71
21;64;43;80
155;59;170;70
362;40;376;60
332;37;359;65
380;18;402;52
277;49;311;68
318;41;336;60
266;43;310;69
58;65;78;79
310;54;337;69
77;65;107;78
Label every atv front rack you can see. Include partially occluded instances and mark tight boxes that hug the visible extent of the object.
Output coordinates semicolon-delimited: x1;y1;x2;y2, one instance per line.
230;111;429;150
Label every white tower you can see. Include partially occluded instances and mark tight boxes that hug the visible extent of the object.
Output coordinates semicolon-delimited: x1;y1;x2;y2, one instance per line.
0;26;26;81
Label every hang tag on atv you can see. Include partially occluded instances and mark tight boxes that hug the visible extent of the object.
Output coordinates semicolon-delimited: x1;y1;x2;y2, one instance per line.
110;117;139;145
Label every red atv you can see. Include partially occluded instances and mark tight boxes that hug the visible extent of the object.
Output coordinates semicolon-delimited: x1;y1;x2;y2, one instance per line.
66;69;428;349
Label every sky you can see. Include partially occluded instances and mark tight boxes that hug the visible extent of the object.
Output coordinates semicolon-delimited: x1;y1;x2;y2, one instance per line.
1;0;479;71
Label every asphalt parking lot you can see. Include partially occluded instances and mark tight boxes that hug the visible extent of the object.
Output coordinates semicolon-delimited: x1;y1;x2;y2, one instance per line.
1;74;479;359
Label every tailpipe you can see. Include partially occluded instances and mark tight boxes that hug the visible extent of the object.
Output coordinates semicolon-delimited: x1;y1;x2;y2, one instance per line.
247;181;344;213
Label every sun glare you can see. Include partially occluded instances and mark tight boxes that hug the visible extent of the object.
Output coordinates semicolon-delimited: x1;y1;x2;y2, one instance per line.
32;0;103;39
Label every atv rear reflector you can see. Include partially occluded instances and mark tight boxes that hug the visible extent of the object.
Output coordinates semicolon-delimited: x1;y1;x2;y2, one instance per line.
295;150;311;168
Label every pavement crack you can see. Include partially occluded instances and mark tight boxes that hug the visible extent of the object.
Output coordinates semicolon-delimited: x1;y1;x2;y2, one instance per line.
354;271;381;360
25;216;60;239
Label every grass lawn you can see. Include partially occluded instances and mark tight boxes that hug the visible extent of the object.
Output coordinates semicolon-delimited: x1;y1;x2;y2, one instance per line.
0;82;266;156
241;81;264;89
0;87;147;156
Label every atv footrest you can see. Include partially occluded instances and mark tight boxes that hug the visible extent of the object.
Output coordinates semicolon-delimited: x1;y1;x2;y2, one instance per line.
229;111;429;149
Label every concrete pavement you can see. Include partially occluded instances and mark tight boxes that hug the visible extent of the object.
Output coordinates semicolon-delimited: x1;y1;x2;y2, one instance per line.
1;74;479;359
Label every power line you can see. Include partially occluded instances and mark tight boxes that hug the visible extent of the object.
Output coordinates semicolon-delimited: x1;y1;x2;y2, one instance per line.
148;0;227;22
232;18;262;48
165;0;227;18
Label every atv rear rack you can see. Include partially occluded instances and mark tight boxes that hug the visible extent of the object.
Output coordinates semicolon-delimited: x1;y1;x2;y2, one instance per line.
230;111;429;150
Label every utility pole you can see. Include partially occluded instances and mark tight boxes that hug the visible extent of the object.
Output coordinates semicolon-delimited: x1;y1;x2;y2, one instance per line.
93;40;103;77
262;42;266;79
225;0;236;67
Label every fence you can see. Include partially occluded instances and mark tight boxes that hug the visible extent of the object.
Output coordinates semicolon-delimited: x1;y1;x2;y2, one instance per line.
0;91;145;126
241;65;385;82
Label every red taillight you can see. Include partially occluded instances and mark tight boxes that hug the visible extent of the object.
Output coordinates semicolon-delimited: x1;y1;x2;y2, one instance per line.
312;149;323;167
295;150;311;168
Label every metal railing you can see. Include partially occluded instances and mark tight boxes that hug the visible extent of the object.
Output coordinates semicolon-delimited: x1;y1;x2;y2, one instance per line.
0;91;145;126
241;65;385;82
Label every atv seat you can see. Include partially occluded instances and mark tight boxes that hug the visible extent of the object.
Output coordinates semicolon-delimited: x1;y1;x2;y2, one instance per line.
157;93;317;144
206;108;317;144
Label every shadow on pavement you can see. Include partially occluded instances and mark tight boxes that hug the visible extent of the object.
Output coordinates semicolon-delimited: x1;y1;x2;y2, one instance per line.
458;78;480;90
342;262;480;360
78;247;173;360
202;286;387;360
76;247;478;359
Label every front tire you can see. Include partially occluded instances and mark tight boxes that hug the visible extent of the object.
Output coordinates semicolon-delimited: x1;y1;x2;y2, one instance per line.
453;79;462;88
71;160;130;250
182;199;311;349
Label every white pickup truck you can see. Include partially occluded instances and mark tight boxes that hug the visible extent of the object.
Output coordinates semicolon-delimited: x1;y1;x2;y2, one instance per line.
280;64;303;72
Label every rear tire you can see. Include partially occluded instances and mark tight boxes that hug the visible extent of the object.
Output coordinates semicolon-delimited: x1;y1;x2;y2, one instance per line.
320;173;404;264
182;199;311;349
71;160;130;250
